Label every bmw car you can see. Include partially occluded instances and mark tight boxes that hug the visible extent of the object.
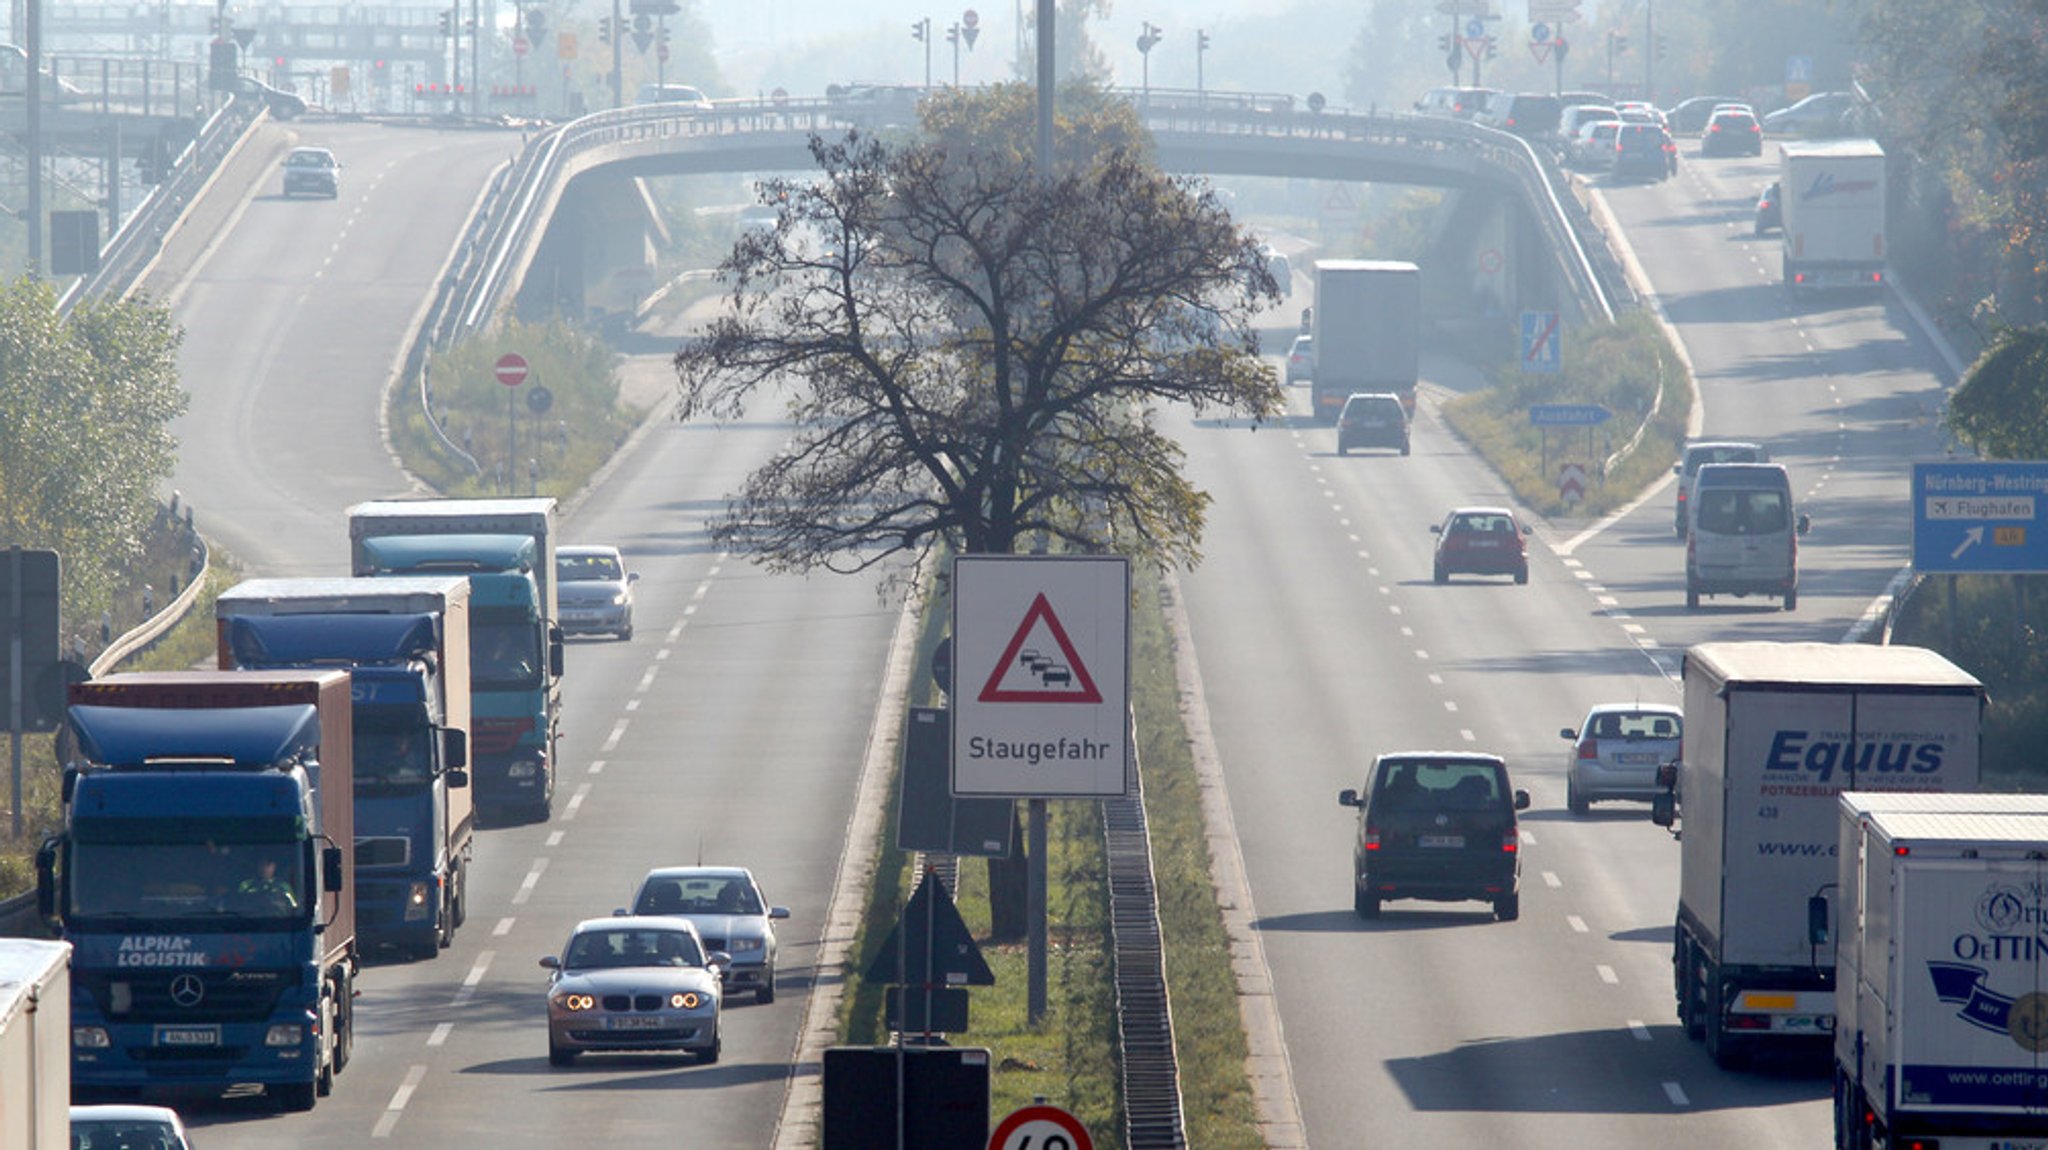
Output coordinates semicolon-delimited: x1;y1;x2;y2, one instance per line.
541;917;728;1066
623;866;789;1004
556;544;638;640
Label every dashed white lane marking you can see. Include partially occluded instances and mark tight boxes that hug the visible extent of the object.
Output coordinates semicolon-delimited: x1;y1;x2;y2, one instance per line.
657;646;674;660
513;860;547;905
563;785;591;820
1629;1019;1652;1041
448;952;494;1008
1663;1081;1690;1107
1542;871;1562;888
428;1023;453;1047
1459;728;1476;742
1414;649;1430;660
492;917;514;937
371;1064;430;1138
638;667;658;691
1443;700;1459;712
667;622;685;641
1566;915;1589;933
545;831;565;847
691;583;710;601
1378;585;1391;596
1519;831;1536;846
1400;627;1414;638
625;698;641;712
589;759;606;775
601;720;628;752
683;604;698;616
1426;674;1443;685
1597;964;1620;984
1388;605;1402;616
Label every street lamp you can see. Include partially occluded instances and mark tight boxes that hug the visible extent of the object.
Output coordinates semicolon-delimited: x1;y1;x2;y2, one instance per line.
1136;21;1162;105
1196;28;1209;106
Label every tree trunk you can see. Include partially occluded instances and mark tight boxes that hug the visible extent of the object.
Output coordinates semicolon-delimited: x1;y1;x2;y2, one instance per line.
986;803;1028;941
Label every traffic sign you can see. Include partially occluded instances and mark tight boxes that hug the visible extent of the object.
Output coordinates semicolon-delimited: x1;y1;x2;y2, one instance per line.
951;555;1130;798
1465;18;1485;38
494;352;529;387
1528;403;1610;427
1531;21;1550;41
990;1103;1093;1150
525;384;552;414
1911;461;2048;574
512;34;530;57
1559;462;1588;506
1520;310;1561;374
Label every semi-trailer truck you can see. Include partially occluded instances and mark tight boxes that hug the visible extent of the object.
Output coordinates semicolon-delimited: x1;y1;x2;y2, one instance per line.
1650;642;1984;1068
216;575;473;959
348;498;562;822
1827;795;2048;1149
1309;259;1421;422
36;670;356;1111
1779;139;1887;291
0;939;72;1150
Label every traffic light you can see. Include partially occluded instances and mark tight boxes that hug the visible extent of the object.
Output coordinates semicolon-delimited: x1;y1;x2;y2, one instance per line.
658;24;670;48
1437;33;1451;53
438;7;453;36
911;19;926;42
1656;34;1668;58
208;38;238;91
599;15;612;44
1197;29;1210;52
1137;22;1162;54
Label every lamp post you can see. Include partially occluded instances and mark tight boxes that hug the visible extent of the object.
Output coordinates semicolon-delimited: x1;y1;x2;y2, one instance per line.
1136;21;1161;106
1196;28;1209;107
912;17;931;88
947;22;960;86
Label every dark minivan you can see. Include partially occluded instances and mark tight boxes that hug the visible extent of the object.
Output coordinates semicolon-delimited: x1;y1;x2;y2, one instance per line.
1339;752;1531;921
1611;122;1675;181
1480;92;1562;140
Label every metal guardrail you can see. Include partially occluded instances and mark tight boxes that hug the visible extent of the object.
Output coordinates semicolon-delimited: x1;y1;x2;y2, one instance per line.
1105;740;1187;1149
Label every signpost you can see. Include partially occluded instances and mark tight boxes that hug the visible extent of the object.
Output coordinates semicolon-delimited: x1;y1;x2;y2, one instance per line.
1529;404;1609;479
989;1103;1094;1150
496;352;529;494
1911;462;2048;574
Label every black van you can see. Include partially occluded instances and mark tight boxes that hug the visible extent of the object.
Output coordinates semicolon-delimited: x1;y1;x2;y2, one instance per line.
1479;92;1562;140
1611;122;1675;181
1338;753;1531;921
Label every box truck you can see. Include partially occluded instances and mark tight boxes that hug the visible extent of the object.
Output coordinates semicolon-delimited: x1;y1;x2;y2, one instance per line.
1779;139;1886;290
348;498;562;822
0;939;71;1150
1650;642;1984;1068
1310;260;1421;422
1828;795;2048;1149
36;670;356;1111
217;576;473;959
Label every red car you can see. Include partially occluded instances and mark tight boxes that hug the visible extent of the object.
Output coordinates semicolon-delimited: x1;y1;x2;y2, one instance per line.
1431;506;1531;585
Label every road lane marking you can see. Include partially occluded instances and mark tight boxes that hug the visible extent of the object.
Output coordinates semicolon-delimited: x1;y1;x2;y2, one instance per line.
1443;700;1459;712
1566;915;1588;933
1663;1081;1689;1107
625;698;641;712
1542;871;1561;887
563;785;591;820
1629;1019;1652;1041
546;831;564;847
1459;728;1475;742
589;758;606;774
428;1023;453;1047
449;952;494;1008
638;667;659;691
513;860;547;906
1597;964;1619;984
371;1064;430;1138
493;917;514;936
601;720;628;752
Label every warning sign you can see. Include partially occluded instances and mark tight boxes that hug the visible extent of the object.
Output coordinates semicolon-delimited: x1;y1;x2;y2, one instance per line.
952;555;1131;799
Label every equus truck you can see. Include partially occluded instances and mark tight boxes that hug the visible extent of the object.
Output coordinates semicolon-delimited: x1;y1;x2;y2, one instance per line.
0;939;71;1150
1650;642;1984;1068
216;576;473;960
1310;259;1421;423
1828;795;2048;1149
348;498;562;822
1780;138;1887;290
36;670;356;1110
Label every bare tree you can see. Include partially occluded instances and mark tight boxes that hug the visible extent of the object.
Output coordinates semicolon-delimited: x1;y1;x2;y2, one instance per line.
674;84;1283;584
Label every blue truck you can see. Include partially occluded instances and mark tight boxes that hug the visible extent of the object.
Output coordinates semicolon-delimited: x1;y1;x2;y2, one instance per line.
215;576;473;960
36;670;356;1112
347;499;562;823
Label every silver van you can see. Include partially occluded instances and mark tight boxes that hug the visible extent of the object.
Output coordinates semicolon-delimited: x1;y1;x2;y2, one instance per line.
1685;462;1809;610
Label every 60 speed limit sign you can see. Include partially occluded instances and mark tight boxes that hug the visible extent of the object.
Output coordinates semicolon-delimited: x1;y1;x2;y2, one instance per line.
989;1103;1092;1150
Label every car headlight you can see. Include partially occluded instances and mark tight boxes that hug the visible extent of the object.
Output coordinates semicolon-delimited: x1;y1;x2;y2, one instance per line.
726;938;765;954
554;993;596;1011
670;991;706;1010
610;592;629;606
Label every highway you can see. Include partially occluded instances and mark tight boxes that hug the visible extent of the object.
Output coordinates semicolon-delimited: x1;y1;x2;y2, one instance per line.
1171;139;1954;1147
122;112;1957;1149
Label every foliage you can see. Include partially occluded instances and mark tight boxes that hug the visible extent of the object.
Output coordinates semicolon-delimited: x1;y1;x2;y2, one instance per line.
1891;574;2048;790
1439;312;1689;517
1944;325;2048;459
1015;0;1114;85
0;276;187;632
675;84;1283;579
389;318;632;498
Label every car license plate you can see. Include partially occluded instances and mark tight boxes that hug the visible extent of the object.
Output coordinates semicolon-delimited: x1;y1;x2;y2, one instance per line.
155;1025;219;1047
1418;834;1465;848
1469;540;1498;549
604;1015;665;1030
1617;752;1661;764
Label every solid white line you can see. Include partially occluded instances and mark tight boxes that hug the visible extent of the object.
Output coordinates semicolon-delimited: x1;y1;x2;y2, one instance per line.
1597;964;1619;984
427;1023;453;1047
513;860;547;905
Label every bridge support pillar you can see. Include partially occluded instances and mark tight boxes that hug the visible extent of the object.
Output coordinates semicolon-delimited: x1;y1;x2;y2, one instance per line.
520;172;666;330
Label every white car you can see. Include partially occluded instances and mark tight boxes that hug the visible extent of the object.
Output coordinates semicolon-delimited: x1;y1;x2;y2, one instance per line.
623;866;789;1003
555;543;637;640
541;916;727;1066
1569;121;1621;170
69;1104;195;1150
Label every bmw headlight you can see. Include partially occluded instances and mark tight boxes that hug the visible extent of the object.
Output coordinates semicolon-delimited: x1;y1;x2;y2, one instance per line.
670;991;705;1010
727;938;765;954
554;992;596;1011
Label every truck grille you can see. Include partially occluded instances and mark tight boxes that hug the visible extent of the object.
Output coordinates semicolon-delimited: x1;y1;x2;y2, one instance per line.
79;969;291;1023
472;716;534;756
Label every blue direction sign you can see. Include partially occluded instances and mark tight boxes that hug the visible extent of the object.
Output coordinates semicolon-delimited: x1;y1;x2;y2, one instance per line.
1520;310;1561;374
1911;461;2048;574
1529;403;1611;427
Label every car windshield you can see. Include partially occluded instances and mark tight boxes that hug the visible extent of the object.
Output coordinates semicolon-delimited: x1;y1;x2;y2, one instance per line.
1451;514;1511;534
286;152;330;167
71;1120;183;1150
1694;489;1789;534
564;927;705;969
1688;446;1761;473
635;876;763;916
1374;761;1504;811
558;554;623;582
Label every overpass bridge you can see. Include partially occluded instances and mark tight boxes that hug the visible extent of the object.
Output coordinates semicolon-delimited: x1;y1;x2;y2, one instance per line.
445;92;1624;348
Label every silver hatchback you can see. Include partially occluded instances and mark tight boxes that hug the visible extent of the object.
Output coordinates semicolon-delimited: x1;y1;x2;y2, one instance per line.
1561;703;1682;814
556;544;638;640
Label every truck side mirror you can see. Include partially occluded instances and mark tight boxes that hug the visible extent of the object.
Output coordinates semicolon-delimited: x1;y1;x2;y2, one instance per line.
1797;512;1812;535
323;844;345;892
548;628;565;678
442;728;468;770
60;766;79;804
1654;762;1679;789
1513;789;1531;811
1808;894;1831;947
1651;793;1676;828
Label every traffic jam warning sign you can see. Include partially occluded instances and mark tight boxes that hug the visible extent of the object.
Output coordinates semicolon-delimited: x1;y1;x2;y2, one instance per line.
952;555;1130;799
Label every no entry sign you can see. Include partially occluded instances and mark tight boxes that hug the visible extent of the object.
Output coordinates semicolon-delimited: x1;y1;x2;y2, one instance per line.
494;352;530;387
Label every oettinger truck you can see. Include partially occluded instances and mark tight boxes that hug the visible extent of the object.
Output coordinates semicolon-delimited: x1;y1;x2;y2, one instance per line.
1650;642;1984;1068
0;939;71;1150
36;670;356;1111
1829;795;2048;1150
348;498;562;822
1309;259;1421;422
217;576;473;960
1779;138;1887;291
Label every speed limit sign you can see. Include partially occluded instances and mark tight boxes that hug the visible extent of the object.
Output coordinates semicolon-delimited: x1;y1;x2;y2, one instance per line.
988;1103;1093;1150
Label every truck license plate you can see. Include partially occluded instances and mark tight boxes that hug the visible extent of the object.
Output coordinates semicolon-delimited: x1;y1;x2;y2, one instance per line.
1418;834;1464;848
155;1026;220;1047
605;1015;665;1030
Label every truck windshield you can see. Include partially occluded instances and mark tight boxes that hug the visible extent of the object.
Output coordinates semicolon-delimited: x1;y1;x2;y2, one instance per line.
71;842;307;922
356;719;432;786
472;617;541;689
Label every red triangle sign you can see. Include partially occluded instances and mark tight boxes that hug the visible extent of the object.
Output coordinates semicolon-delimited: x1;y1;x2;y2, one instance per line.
977;593;1104;703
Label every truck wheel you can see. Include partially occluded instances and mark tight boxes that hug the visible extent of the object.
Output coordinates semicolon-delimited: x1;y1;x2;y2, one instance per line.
1704;978;1748;1069
1784;589;1797;611
333;973;354;1073
451;859;468;928
277;1081;317;1112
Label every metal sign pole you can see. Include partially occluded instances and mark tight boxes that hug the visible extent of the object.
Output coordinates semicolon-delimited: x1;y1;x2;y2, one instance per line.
1027;797;1047;1021
10;548;24;838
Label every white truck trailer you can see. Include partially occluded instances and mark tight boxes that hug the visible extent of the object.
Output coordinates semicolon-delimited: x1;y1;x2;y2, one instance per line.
1309;259;1421;423
1829;795;2048;1149
1650;642;1985;1068
1779;138;1887;291
0;939;72;1150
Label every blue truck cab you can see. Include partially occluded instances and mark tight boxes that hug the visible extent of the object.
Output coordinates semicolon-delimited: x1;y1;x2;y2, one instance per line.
351;529;561;822
216;575;473;961
37;670;356;1112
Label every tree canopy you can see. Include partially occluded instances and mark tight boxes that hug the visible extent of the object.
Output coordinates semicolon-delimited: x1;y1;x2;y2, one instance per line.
674;83;1282;577
0;276;187;624
1945;325;2048;459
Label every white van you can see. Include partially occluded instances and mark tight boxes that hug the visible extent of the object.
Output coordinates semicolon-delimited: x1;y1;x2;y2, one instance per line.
1684;462;1809;610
